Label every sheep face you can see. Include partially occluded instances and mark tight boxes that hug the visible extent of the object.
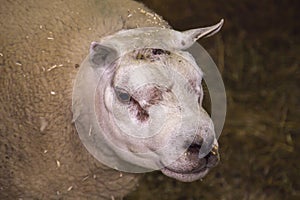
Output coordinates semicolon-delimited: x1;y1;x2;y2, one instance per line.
73;20;223;182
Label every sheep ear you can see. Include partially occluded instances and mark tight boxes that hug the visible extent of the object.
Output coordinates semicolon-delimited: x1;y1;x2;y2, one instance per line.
89;42;118;68
179;19;224;49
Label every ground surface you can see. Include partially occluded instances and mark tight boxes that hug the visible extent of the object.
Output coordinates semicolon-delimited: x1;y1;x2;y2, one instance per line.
126;0;299;199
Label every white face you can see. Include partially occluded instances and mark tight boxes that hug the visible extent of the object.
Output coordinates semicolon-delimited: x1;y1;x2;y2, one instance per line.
73;20;223;182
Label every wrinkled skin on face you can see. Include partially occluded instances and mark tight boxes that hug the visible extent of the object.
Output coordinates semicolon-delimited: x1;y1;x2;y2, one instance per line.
73;20;223;182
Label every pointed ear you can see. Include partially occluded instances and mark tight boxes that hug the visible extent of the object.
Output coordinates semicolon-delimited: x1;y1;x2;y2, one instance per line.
183;19;224;40
180;19;224;49
89;42;118;68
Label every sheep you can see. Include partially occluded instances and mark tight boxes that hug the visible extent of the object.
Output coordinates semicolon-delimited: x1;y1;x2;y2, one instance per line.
0;0;222;199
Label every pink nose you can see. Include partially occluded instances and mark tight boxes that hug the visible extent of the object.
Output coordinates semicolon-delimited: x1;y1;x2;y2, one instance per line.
185;126;216;159
187;141;219;168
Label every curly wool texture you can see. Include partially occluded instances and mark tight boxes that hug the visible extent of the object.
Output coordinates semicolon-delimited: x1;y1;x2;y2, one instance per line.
0;0;168;199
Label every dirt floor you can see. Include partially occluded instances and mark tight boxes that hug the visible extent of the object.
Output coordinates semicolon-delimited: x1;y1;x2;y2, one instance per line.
126;0;299;199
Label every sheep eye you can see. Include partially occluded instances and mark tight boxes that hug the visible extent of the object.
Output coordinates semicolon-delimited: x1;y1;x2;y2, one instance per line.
115;87;131;102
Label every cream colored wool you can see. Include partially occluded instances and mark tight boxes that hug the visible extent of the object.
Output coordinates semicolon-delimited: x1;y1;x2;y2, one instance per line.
0;0;168;199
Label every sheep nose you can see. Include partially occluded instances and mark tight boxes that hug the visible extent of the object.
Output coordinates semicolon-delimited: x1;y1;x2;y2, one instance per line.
186;135;219;167
197;126;216;158
189;126;217;159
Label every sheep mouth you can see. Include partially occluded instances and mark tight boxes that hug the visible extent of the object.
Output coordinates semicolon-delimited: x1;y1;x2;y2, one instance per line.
161;143;219;182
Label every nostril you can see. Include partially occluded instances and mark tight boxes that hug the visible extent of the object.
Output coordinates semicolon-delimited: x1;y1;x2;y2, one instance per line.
187;143;201;154
205;151;219;168
186;142;219;168
198;132;215;159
